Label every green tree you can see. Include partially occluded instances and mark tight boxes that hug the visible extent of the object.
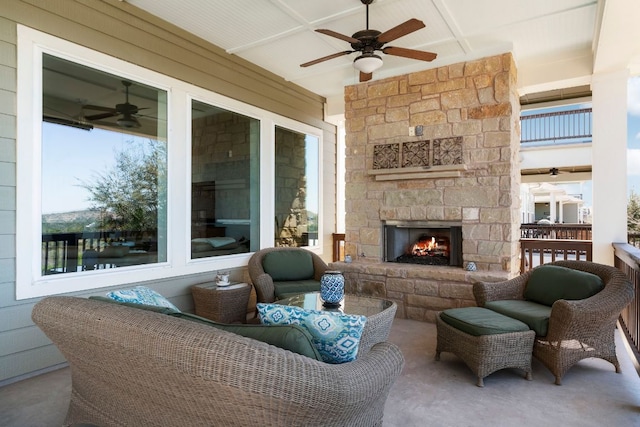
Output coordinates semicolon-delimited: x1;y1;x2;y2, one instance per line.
628;190;640;232
81;140;166;235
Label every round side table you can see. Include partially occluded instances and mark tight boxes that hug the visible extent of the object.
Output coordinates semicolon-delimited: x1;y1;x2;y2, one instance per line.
191;282;251;324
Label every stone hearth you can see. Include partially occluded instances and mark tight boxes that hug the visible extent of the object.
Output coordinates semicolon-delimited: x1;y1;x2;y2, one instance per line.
330;261;507;322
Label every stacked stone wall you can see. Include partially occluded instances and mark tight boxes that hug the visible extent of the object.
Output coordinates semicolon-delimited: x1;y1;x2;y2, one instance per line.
344;53;521;273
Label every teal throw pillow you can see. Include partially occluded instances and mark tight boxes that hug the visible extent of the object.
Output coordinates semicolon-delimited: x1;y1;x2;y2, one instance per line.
262;250;314;281
89;295;180;315
106;286;180;312
524;265;605;307
256;303;366;364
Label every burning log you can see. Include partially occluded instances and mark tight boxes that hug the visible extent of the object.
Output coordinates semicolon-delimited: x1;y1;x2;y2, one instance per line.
410;235;449;257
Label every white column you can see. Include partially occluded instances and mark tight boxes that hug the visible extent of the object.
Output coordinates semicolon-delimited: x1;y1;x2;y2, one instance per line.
549;192;556;222
591;70;629;264
558;200;564;223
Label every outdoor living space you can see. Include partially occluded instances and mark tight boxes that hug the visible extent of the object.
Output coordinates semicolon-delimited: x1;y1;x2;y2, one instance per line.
2;318;639;427
3;1;640;425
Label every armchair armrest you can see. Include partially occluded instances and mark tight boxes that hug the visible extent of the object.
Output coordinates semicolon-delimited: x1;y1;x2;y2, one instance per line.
252;272;276;303
473;271;532;306
545;278;635;341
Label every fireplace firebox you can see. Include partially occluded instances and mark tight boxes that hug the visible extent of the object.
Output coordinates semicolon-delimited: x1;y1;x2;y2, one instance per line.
383;221;463;267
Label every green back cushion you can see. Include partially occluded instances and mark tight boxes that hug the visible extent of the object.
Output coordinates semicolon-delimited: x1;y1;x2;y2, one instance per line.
172;312;322;360
440;307;530;336
273;280;321;299
262;250;314;281
484;300;552;336
89;296;322;360
524;265;605;306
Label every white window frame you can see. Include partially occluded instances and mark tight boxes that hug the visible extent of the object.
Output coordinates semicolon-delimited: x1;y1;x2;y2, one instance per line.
16;26;323;299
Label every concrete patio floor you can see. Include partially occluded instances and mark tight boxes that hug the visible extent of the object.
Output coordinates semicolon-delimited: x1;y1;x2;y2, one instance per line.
1;318;639;426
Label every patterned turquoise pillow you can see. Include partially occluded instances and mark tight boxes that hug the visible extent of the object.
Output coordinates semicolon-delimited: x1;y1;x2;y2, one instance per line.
256;303;366;364
106;286;180;312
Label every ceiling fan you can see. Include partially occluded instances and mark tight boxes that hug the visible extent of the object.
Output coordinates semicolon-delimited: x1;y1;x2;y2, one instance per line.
83;80;146;128
549;168;569;177
300;0;437;82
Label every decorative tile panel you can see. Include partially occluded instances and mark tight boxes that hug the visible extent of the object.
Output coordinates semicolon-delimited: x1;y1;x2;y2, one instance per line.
402;141;429;167
373;143;399;169
433;137;463;166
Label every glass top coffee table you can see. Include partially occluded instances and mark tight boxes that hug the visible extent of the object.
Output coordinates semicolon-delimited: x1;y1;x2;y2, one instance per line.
275;292;397;356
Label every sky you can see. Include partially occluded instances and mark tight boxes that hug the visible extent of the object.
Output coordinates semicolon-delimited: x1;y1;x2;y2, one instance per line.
627;77;640;196
41;123;123;214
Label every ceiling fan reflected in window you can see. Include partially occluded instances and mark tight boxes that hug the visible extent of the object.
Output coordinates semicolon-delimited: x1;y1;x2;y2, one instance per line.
300;0;437;82
82;80;147;128
549;168;569;178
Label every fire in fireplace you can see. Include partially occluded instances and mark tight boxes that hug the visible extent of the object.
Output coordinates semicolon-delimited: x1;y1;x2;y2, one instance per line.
384;221;462;267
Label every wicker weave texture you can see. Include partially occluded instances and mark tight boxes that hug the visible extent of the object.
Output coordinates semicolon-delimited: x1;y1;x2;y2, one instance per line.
357;299;397;357
248;247;328;303
32;296;404;426
191;283;251;323
473;260;634;385
435;316;535;387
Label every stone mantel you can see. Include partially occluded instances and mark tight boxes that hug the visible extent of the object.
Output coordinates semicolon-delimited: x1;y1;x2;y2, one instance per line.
329;261;509;323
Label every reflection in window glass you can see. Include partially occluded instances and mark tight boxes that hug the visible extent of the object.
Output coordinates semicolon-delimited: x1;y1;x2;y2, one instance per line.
41;54;168;275
191;100;260;258
274;126;319;247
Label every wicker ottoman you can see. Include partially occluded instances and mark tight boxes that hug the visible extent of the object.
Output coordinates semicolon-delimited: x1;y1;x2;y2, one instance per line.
435;307;535;387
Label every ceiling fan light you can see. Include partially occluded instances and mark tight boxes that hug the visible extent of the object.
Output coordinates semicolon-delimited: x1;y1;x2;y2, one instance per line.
353;53;383;74
117;115;141;128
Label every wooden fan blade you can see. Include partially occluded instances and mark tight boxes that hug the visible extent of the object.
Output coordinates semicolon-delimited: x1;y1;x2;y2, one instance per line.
301;51;354;67
360;72;373;82
377;18;425;43
85;111;119;121
82;104;116;112
316;29;360;44
383;46;437;62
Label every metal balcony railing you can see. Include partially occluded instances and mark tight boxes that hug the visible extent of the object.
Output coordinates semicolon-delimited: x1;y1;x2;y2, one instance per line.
520;107;592;144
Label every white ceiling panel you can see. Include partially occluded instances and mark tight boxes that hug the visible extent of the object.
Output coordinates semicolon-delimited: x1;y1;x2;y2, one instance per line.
445;0;596;35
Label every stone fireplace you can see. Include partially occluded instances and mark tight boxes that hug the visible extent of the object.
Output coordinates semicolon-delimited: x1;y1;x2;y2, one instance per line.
331;53;521;322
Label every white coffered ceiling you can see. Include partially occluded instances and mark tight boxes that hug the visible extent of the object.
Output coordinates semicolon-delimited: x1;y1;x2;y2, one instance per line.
124;0;640;113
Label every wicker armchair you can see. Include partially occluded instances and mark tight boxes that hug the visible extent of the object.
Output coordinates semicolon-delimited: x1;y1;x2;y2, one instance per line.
473;260;634;385
248;247;328;303
32;296;404;427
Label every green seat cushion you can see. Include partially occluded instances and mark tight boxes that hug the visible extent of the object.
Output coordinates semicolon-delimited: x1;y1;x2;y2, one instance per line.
484;300;552;336
172;312;322;361
440;307;530;336
524;265;605;307
273;280;320;299
89;296;322;360
263;250;314;281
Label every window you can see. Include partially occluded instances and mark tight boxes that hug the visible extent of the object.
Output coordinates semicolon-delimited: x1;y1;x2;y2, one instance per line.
41;54;168;275
16;26;324;299
190;100;260;258
274;126;320;247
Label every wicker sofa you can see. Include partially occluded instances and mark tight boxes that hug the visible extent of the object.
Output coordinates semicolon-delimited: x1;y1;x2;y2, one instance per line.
473;260;634;385
32;296;404;427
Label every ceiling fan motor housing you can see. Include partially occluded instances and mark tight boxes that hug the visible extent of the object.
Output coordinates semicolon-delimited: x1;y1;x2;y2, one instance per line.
350;29;383;52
